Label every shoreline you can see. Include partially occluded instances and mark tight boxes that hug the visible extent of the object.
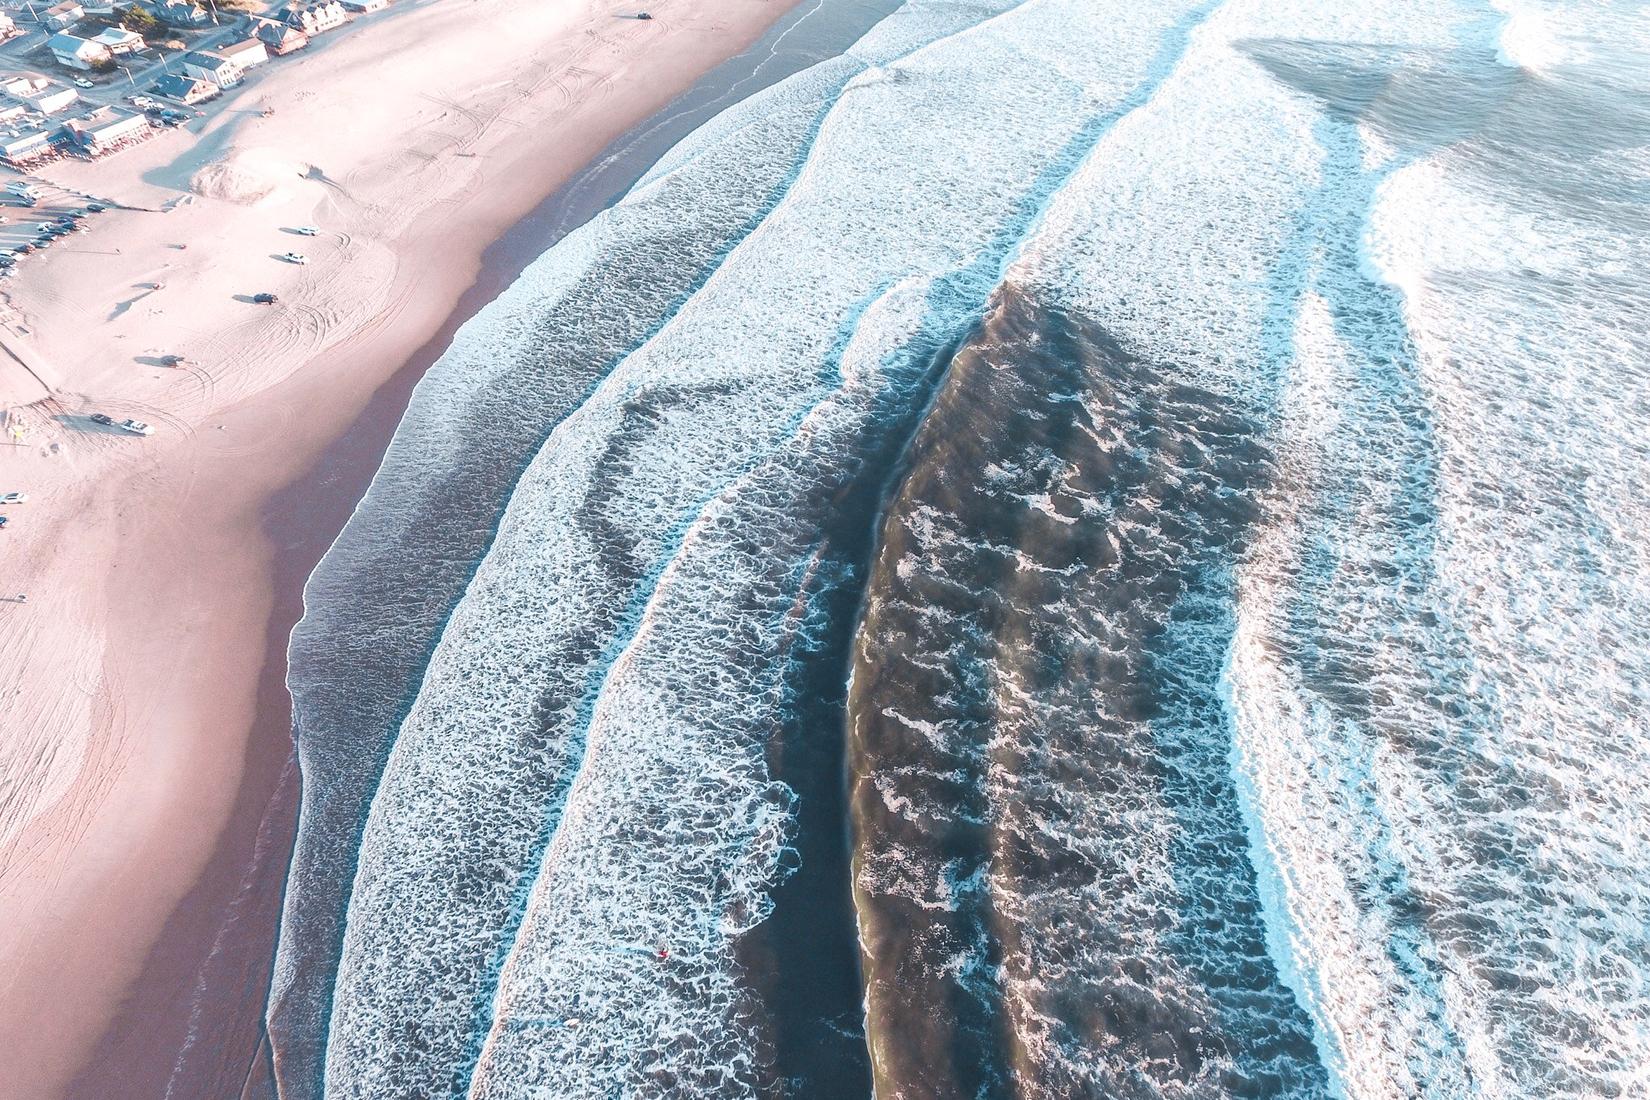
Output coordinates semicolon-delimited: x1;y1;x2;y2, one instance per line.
0;0;809;1094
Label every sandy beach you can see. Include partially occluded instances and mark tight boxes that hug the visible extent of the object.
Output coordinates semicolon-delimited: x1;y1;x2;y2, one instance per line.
0;0;793;1094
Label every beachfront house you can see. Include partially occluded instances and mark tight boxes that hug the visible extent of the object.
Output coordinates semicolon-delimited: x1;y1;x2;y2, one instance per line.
48;32;112;71
218;37;268;69
179;49;241;88
252;18;307;54
255;18;307;54
277;0;346;36
157;0;211;27
0;127;55;165
92;26;146;54
63;106;151;154
45;0;84;29
151;71;215;104
339;0;386;11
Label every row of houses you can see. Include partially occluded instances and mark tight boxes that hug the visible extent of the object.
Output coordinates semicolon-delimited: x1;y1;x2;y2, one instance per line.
150;0;385;101
0;103;152;164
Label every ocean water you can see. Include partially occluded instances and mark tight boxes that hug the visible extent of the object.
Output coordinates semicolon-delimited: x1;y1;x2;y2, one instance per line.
273;0;1650;1096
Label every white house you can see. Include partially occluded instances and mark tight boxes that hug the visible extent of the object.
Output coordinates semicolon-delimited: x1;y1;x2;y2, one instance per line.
48;32;112;71
278;0;345;35
157;0;210;27
179;49;241;88
45;0;84;29
92;26;146;54
65;106;151;153
218;36;268;68
20;84;80;114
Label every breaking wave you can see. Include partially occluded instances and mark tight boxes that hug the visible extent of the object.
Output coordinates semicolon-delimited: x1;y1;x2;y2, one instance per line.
273;0;1650;1095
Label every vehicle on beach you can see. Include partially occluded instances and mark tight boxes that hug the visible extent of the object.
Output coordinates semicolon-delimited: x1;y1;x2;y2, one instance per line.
88;413;152;435
0;516;8;530
86;203;107;212
0;492;25;504
281;252;308;264
253;292;278;304
293;226;319;235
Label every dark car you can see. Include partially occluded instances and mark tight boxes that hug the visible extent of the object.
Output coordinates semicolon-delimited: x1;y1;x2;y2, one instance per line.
86;203;106;213
15;243;31;254
252;292;278;304
0;516;8;530
90;413;114;426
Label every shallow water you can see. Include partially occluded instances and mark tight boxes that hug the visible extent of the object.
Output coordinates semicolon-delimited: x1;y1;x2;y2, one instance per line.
275;0;1650;1095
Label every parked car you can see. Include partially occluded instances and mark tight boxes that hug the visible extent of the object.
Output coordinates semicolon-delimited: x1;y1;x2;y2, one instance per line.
0;492;26;504
86;203;107;213
280;252;307;265
252;292;278;304
118;418;154;436
293;225;319;236
90;412;115;426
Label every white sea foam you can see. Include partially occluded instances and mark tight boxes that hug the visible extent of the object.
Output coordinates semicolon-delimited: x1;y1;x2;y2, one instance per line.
288;0;1650;1092
320;0;1210;1094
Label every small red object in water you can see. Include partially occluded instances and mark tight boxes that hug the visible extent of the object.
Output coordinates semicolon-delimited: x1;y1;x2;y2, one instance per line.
656;948;669;960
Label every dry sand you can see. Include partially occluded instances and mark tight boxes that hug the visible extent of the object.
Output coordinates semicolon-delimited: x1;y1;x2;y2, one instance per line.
0;0;792;1094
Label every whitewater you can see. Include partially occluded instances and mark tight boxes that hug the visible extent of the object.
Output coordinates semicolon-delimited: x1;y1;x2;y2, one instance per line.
271;0;1650;1095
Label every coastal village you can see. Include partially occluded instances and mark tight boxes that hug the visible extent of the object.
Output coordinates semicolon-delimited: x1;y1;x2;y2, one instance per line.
0;0;385;283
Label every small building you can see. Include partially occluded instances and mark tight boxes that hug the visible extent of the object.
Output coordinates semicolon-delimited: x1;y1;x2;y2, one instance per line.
0;127;54;164
151;71;215;103
339;0;386;11
157;0;210;27
1;76;42;97
278;0;345;36
255;18;308;54
0;12;19;40
49;32;112;71
179;49;240;88
63;106;150;153
17;83;80;113
92;26;146;54
218;37;268;68
45;0;84;29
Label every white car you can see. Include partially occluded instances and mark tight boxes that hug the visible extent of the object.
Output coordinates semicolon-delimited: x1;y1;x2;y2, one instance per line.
293;225;319;236
0;492;25;504
117;418;154;436
74;78;94;89
281;251;308;265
